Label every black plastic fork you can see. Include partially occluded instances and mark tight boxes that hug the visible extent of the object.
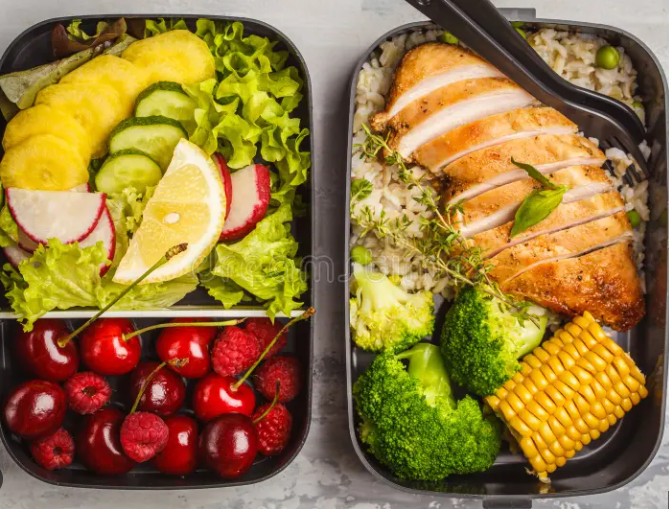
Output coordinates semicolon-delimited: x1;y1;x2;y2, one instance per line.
403;0;649;182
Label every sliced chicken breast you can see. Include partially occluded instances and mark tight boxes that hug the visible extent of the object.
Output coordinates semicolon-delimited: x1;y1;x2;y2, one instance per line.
370;42;504;131
443;134;606;204
487;212;632;283
502;242;644;331
386;77;535;158
414;107;578;172
456;165;613;237
472;192;625;257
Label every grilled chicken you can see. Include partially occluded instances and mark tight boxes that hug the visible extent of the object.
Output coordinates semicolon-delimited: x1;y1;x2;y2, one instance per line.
371;42;645;331
487;212;632;283
472;192;625;257
370;43;504;131
503;242;645;331
458;165;613;237
386;77;535;158
414;106;578;172
443;134;606;204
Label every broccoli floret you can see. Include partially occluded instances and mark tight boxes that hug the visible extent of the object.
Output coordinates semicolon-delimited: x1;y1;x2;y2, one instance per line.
440;286;548;397
353;343;501;481
349;265;434;352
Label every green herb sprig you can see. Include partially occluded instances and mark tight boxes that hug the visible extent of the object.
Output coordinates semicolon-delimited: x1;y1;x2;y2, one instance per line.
352;124;537;324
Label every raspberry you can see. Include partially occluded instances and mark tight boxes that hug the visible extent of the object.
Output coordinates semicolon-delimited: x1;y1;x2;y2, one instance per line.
252;403;292;456
120;412;169;462
30;428;74;471
245;318;287;359
64;372;112;414
211;326;260;377
254;355;302;402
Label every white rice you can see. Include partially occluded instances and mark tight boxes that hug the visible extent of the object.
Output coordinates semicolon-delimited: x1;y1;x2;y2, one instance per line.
350;27;649;296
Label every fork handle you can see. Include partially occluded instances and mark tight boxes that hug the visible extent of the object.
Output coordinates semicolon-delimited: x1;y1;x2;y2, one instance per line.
447;0;645;140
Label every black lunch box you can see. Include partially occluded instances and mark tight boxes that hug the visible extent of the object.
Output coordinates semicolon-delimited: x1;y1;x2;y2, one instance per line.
344;11;668;507
0;14;315;490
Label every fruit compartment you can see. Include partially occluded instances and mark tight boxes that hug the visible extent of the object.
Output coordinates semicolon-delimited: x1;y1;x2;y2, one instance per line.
344;13;669;504
0;13;314;319
0;315;313;489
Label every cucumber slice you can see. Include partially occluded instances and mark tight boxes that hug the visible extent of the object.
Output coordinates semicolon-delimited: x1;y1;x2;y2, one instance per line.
109;116;187;170
95;150;162;194
135;82;197;134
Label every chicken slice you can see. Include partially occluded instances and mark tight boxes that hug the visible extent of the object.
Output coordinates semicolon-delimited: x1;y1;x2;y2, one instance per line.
386;77;535;158
487;212;632;283
370;42;504;131
443;134;606;205
472;192;625;257
414;107;577;172
457;165;613;237
502;242;644;331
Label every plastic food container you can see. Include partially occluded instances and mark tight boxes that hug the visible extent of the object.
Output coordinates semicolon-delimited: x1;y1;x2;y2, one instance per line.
344;10;668;506
0;15;314;489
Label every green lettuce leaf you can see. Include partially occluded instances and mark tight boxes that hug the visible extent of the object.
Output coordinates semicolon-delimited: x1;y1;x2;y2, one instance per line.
67;20;109;41
0;206;18;248
144;18;189;37
199;272;250;309
207;203;307;319
1;239;197;331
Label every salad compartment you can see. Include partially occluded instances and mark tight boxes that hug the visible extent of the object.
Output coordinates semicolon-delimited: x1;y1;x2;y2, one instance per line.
0;15;315;489
344;13;668;503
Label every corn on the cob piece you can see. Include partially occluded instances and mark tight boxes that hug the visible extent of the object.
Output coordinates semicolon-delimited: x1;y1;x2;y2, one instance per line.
486;312;647;482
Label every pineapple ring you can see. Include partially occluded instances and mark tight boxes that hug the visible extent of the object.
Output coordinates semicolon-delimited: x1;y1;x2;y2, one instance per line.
0;134;89;191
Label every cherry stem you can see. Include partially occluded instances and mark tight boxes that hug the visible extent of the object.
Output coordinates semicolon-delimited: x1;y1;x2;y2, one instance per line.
57;244;188;348
232;307;315;391
129;358;188;414
252;381;281;424
122;318;246;342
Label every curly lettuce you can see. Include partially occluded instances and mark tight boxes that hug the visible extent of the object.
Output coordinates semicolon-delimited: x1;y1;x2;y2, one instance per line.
203;203;307;319
0;206;18;248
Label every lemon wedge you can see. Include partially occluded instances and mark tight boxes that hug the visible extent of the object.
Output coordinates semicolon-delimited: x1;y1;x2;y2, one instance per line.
113;139;226;285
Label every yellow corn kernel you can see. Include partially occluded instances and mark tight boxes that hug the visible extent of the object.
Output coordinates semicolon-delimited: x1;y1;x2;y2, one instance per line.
593;344;614;363
565;425;582;441
585;351;607;372
607;389;623;405
590;428;601;440
572;366;593;385
546;463;557;474
574;418;590;434
598;419;610;433
538;422;557;444
530;455;547;474
621;398;633;412
577;356;598;374
630;392;641;405
533;436;556;465
525;354;541;369
507;393;525;413
548;356;565;375
572;337;589;356
545;385;567;407
497;387;509;399
578;384;596;403
558;351;577;370
556;456;567;468
622;375;640;393
587;322;607;342
564;400;580;420
614;405;625;419
563;343;581;361
560;371;580;391
583;412;600;429
519;409;541;431
639;385;649;399
613;381;631;399
520;437;538;458
510;416;533;437
534;348;550;363
591;380;607;400
499;401;516;421
579;330;599;350
573;315;591;328
520;363;532;376
583;311;596;322
487;395;501;411
596;372;613;389
541;364;558;384
531;370;549;390
601;337;624;356
523;377;539;394
602;398;615;415
564;322;582;337
559;331;575;345
514;384;533;404
581;433;591;445
558;434;576;451
612;357;630;377
573;442;582;453
544;342;562;355
552;406;573;427
527;400;549;421
629;364;646;384
535;392;557;414
574;395;590;415
590;402;607;420
547;415;566;437
503;379;516;392
607;414;618;426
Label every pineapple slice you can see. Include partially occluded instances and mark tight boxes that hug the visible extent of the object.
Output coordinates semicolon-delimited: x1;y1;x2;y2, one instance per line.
60;55;149;117
35;82;124;157
0;135;89;190
2;104;92;162
122;30;215;85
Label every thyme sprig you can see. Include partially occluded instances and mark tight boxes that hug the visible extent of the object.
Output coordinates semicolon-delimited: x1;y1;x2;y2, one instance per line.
353;124;536;324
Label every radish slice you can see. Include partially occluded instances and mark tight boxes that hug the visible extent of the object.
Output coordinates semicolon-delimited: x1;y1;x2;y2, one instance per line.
3;243;30;269
219;164;271;241
7;188;106;246
79;207;116;275
213;153;233;220
70;183;90;193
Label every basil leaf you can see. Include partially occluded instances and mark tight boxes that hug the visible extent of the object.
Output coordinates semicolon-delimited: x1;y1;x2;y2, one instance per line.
510;186;568;237
511;158;560;190
351;179;373;202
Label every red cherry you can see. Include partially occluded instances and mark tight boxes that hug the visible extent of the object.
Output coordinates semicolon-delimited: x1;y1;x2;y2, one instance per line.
80;318;140;376
199;414;257;478
14;319;78;382
156;318;216;378
192;373;255;421
76;407;136;475
128;361;186;417
153;415;199;475
3;380;66;440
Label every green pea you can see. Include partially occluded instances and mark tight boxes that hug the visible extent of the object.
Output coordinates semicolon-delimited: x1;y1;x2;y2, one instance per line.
627;210;642;228
351;245;373;265
440;31;459;45
515;27;527;40
596;45;620;70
